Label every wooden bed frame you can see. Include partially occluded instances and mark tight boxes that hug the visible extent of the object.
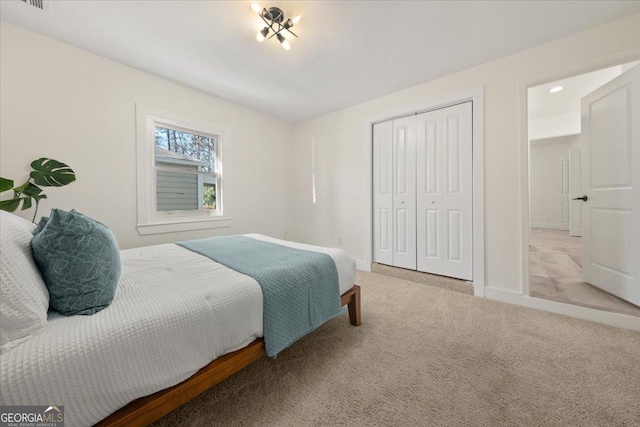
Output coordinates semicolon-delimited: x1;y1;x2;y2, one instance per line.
96;285;361;427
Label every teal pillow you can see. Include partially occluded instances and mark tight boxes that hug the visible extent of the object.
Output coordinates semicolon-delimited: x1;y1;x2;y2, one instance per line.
31;209;120;316
33;215;48;235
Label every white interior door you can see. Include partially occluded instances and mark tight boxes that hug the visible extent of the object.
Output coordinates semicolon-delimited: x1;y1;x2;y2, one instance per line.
373;121;393;265
581;64;640;306
569;148;582;236
392;116;417;269
416;102;473;280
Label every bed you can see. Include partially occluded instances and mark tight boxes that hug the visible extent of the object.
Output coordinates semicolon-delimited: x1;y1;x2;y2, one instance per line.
0;233;360;427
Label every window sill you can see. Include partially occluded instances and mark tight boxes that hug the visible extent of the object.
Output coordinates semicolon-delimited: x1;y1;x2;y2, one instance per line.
136;216;233;235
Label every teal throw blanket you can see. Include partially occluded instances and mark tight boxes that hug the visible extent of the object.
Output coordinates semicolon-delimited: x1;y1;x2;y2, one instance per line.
177;235;342;357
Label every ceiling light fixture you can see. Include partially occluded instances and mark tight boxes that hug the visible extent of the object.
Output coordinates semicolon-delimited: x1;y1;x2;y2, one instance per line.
256;27;269;42
548;86;564;93
250;3;300;50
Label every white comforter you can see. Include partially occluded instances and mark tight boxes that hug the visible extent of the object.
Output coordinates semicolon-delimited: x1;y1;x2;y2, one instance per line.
0;235;355;427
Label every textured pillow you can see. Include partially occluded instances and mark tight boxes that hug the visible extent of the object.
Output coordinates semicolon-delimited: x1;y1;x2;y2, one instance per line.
31;209;121;316
0;211;50;354
33;215;49;235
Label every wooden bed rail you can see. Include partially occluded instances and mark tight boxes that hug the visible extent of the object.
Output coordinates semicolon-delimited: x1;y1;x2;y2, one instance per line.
96;284;361;427
341;284;361;326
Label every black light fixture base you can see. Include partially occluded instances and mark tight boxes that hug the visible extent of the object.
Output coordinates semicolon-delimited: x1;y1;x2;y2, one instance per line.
268;7;284;23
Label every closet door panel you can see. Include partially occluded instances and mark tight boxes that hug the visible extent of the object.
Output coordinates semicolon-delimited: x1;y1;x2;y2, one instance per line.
416;102;473;280
417;109;443;273
442;102;473;280
392;116;417;269
373;121;393;265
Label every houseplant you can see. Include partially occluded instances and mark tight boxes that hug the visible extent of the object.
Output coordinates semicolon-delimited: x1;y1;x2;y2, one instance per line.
0;158;76;222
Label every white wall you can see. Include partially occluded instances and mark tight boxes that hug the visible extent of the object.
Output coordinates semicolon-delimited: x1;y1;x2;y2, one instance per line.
290;13;640;293
0;22;294;249
528;112;581;141
621;60;640;73
529;137;574;229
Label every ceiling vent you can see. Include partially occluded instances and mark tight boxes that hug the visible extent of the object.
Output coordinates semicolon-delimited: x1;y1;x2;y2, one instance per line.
21;0;50;12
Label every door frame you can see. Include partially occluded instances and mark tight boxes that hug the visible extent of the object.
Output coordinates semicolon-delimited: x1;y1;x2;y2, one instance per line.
363;87;486;297
519;49;640;298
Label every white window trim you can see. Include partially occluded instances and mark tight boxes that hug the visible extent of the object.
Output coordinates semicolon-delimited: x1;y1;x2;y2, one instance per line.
136;103;232;235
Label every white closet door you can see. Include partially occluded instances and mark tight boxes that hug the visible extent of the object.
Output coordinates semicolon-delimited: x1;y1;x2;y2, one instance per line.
392;116;417;269
416;109;442;274
416;102;473;280
373;121;393;265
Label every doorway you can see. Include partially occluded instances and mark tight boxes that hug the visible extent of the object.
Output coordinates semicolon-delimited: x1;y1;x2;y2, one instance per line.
526;60;640;317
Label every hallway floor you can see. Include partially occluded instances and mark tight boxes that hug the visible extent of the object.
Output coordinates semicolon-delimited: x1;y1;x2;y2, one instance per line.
529;228;640;317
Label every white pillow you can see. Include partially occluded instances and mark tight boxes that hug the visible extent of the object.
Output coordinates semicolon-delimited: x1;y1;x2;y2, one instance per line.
0;211;50;354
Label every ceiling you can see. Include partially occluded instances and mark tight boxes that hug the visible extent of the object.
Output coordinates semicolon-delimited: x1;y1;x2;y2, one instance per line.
2;1;640;123
528;60;640;120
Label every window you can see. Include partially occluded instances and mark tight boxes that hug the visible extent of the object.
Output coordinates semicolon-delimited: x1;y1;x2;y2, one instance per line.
155;126;218;213
136;104;232;235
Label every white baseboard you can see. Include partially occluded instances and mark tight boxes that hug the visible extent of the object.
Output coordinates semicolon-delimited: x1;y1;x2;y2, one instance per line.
484;287;640;331
355;259;371;271
473;283;485;297
530;223;569;230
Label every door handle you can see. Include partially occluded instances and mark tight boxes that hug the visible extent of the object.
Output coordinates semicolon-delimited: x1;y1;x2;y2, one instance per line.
572;195;588;202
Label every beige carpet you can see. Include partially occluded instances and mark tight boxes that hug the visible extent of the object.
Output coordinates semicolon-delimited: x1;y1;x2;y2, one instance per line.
371;262;473;295
154;271;640;426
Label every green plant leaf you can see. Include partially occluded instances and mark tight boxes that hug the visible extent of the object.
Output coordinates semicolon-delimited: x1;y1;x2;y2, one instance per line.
22;182;43;197
13;182;28;195
0;177;13;193
0;198;25;212
30;158;76;187
21;197;32;210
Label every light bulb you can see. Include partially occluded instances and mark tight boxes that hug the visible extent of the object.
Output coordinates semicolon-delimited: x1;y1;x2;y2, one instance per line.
282;40;291;50
548;86;564;93
292;15;302;24
250;3;261;13
256;27;269;42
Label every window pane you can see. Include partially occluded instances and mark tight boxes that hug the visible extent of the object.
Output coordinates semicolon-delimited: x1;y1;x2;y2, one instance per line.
202;181;216;211
155;126;216;172
155;126;217;212
156;170;199;211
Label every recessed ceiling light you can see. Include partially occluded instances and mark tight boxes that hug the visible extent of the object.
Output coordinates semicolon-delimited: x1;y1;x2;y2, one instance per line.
548;86;564;93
